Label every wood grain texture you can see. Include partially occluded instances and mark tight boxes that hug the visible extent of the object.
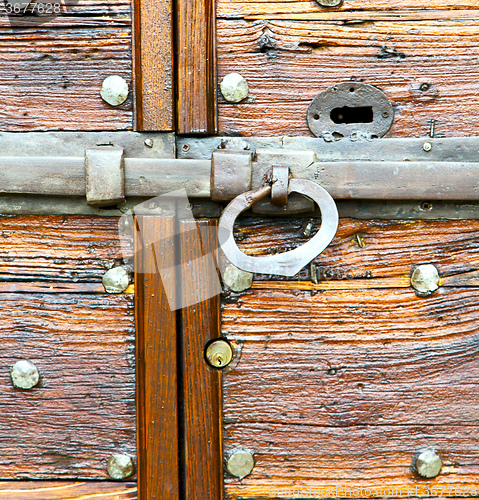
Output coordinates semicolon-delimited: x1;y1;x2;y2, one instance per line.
0;293;136;479
133;0;173;130
176;0;218;134
222;287;479;498
233;217;479;280
216;17;479;137
180;220;222;500
0;481;137;500
134;216;179;500
0;216;132;283
0;13;132;131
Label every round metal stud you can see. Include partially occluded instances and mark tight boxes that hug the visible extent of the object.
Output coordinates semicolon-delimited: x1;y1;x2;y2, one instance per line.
220;73;249;103
223;264;253;292
316;0;342;6
206;339;233;369
107;454;135;480
227;450;255;479
11;360;40;390
416;450;442;478
102;267;129;294
411;264;440;294
100;76;129;106
423;142;432;152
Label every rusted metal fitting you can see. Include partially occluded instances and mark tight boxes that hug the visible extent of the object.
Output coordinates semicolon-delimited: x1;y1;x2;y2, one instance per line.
107;454;135;480
227;450;255;479
11;360;40;390
205;339;233;368
85;147;125;207
102;267;129;294
416;450;442;478
211;150;253;202
411;264;439;294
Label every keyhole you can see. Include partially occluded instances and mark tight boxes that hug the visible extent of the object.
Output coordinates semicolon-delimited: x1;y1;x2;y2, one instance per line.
330;106;374;124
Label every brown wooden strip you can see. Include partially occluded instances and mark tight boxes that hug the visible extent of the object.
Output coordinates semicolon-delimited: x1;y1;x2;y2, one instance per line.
180;220;222;500
135;216;179;500
234;218;479;281
0;293;136;479
0;482;137;500
132;0;173;130
176;0;218;134
217;18;479;137
0;216;132;283
0;28;131;131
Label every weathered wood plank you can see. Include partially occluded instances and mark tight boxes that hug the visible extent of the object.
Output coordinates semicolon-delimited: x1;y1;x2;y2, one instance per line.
0;482;137;500
133;0;173;130
134;216;179;500
233;218;479;280
176;0;218;134
0;27;131;130
0;216;132;283
217;18;479;137
222;287;479;498
0;294;136;479
180;220;222;500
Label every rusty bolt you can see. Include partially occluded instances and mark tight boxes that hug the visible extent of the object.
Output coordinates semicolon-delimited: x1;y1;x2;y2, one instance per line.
223;264;253;292
206;339;233;369
100;76;129;106
411;264;439;294
227;450;255;479
416;450;442;478
11;360;39;390
102;267;129;294
107;454;135;480
423;142;432;152
220;73;249;103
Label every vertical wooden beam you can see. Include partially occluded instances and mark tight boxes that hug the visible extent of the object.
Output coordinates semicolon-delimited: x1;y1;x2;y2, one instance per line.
135;216;179;500
176;0;218;134
132;0;174;130
180;220;223;499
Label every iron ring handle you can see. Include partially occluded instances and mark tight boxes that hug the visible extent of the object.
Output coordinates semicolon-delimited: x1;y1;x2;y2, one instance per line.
218;178;339;277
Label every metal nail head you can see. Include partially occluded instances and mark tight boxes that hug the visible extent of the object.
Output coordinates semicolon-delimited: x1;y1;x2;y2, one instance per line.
100;76;129;106
11;360;40;390
102;267;129;294
223;264;253;292
411;264;439;294
220;73;249;103
316;0;343;8
423;142;432;152
107;454;135;480
227;450;255;479
416;450;442;478
206;340;233;369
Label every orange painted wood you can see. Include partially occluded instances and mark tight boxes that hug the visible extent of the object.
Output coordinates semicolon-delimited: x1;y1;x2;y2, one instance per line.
0;481;137;499
135;216;179;500
176;0;218;133
180;220;222;500
132;0;174;130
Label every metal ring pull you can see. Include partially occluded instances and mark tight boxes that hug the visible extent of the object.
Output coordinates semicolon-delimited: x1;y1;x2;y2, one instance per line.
218;174;339;277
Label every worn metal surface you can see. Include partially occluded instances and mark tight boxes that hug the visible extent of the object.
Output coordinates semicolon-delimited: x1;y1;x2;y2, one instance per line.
416;451;442;479
10;360;40;390
226;451;255;479
102;267;130;294
410;265;440;295
107;455;135;480
270;165;289;206
306;82;394;139
223;264;254;292
218;179;338;276
100;76;130;107
211;150;253;202
220;73;249;103
85;147;125;207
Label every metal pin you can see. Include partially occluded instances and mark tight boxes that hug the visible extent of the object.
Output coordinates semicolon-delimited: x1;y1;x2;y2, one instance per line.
428;119;436;138
354;234;365;248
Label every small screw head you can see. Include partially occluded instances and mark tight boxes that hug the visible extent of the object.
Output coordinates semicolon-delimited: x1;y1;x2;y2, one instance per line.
11;360;40;390
181;143;190;152
107;454;135;480
100;75;129;106
382;111;389;118
223;264;253;292
227;450;255;479
416;450;442;478
144;138;154;148
411;264;440;294
206;340;233;369
423;142;432;152
220;73;249;103
102;267;129;294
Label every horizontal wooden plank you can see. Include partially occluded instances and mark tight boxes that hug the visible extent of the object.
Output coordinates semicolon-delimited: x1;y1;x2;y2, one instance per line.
0;216;132;282
234;218;479;280
0;481;137;500
223;287;479;497
217;18;479;137
0;27;132;130
0;293;136;479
